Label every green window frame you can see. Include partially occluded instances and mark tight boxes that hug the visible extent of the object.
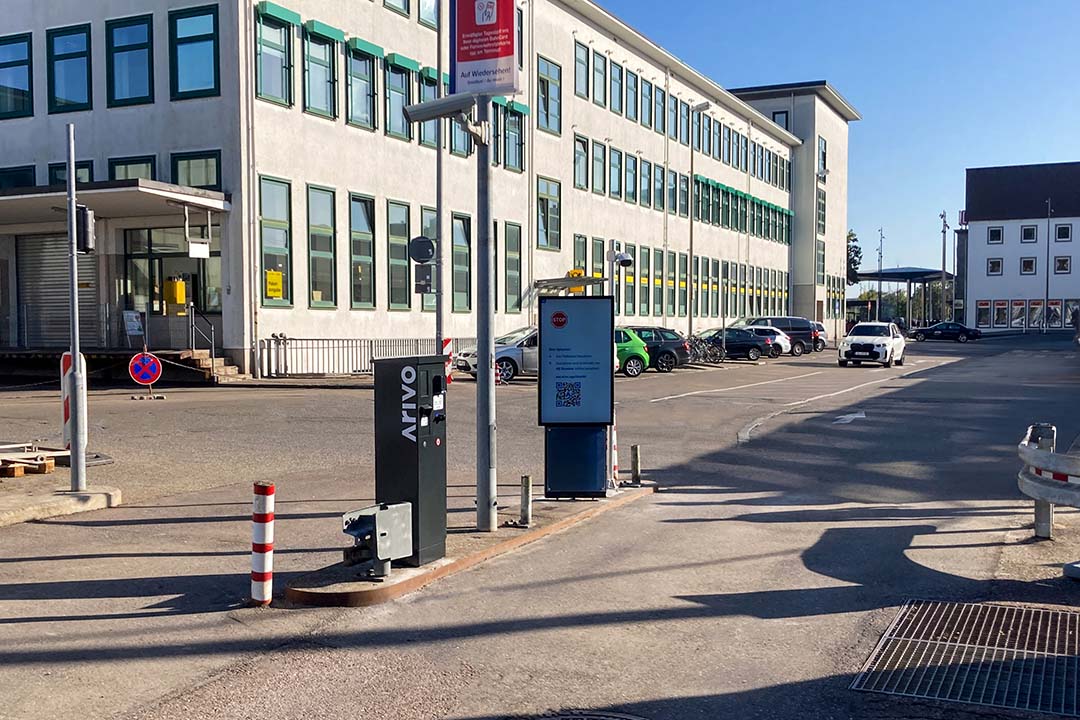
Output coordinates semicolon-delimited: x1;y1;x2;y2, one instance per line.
573;234;587;270
255;12;293;106
420;207;437;311
419;74;438;145
678;174;688;217
385;0;410;17
537;177;561;250
816;240;826;285
452;213;471;311
574;42;588;98
711;259;720;318
592;50;606;107
667;94;677;140
260;176;292;306
106;15;153;107
308;185;337;307
386;200;411;309
505;108;524;171
505;222;522;313
624;241;636;316
609;62;622;115
679;101;689;145
678;253;688;317
536;55;561;134
573;135;588;189
169;5;220;100
385;62;411;139
347;48;378;129
451;110;472;156
625;155;637;204
47;24;92;113
692;255;700;316
666;250;676;316
654;87;665;134
419;0;438;28
652;249;664;316
350;194;376;308
817;188;826;235
303;30;336;118
609;148;622;199
109;155;156;180
653;164;664;212
0;33;33;119
641;80;652;128
640;159;651;207
171;150;221;190
722;190;730;228
638;244;650;316
667;169;677;215
625;70;638;122
590;237;604;296
48;161;93;185
591;141;605;195
0;165;34;189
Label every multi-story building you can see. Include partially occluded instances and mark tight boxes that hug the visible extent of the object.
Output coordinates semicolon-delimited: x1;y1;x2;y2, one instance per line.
963;162;1080;331
0;0;856;375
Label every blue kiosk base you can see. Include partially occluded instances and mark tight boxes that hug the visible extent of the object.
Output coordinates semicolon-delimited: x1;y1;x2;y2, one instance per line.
544;425;608;499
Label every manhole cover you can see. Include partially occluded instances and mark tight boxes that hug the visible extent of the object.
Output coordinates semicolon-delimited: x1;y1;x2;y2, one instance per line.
853;600;1080;716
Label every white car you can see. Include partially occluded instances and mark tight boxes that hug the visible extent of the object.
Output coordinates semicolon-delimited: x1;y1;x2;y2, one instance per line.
812;322;829;352
746;325;792;358
838;322;906;368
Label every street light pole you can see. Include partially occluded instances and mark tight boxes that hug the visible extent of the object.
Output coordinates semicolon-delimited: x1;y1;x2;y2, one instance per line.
688;101;709;339
876;227;884;322
66;124;87;492
939;210;949;323
475;98;497;532
1045;197;1053;334
434;0;445;354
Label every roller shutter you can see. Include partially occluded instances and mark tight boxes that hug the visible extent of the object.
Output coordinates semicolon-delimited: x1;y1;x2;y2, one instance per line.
16;236;98;347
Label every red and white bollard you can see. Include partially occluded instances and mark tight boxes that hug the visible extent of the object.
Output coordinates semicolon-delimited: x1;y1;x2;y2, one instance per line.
495;362;505;386
442;337;454;385
250;481;275;606
60;351;86;451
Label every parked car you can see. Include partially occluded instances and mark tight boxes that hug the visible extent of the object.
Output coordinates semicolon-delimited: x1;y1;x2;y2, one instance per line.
839;322;907;368
623;326;691;372
743;316;817;356
456;326;537;381
615;328;650;377
909;322;982;343
702;327;772;361
746;326;791;358
811;322;829;352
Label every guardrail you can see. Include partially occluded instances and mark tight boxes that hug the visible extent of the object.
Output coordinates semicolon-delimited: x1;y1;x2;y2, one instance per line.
258;336;476;377
1017;423;1080;578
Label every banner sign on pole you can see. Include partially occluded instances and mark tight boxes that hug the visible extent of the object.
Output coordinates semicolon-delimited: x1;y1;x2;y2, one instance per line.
450;0;520;95
537;296;614;426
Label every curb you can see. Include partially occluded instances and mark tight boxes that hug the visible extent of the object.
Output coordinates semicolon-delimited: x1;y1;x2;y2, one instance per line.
286;484;656;607
0;487;122;528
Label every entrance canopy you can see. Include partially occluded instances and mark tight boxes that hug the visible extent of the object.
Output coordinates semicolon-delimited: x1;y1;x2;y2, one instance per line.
0;179;230;227
857;266;954;283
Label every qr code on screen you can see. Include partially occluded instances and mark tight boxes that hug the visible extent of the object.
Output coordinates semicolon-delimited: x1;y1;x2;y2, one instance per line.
555;382;582;408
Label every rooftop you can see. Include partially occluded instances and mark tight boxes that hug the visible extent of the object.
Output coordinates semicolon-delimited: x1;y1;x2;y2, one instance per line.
727;81;862;122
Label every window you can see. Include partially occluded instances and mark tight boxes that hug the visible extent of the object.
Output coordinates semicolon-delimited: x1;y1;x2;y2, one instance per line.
419;74;438;145
491;103;503;165
702;115;711;155
591;238;604;296
711;259;720;317
109;156;156;180
679;101;689;145
666;250;676;315
654;87;665;134
260;177;291;304
816;240;826;285
591;141;606;194
1057;224;1072;242
451;110;472;156
350;195;375;308
0;34;33;119
722;126;731;164
667;169;677;215
48;161;93;185
573;135;588;189
986;258;1003;276
640;159;651;207
987;226;1003;244
816;189;826;235
387;201;410;308
1021;225;1037;243
653;249;664;315
537;177;561;249
385;0;410;15
574;42;588;98
452;214;471;310
610;149;622;199
740;135;748;171
256;13;294;106
678;175;689;217
573;234;587;270
0;165;35;188
639;245;650;315
592;50;606;107
385;63;411;139
420;207;436;311
307;187;336;307
172;150;221;190
419;0;438;27
346;49;377;129
667;94;677;140
625;155;637;204
772;110;788;130
107;16;153;107
817;136;827;179
505;108;524;171
641;80;652;128
505;222;521;312
1056;256;1072;274
712;121;721;161
537;56;561;133
653;163;664;212
1021;257;1036;275
516;8;523;70
169;5;219;100
610;62;622;115
692;111;700;151
47;25;91;113
678;253;688;316
626;71;638;122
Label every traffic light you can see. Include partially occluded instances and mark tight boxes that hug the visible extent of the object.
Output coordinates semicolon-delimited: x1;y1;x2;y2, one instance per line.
76;204;95;253
567;268;586;295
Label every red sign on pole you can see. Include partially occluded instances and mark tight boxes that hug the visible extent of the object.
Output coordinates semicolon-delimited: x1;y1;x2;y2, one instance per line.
450;0;519;95
129;352;162;386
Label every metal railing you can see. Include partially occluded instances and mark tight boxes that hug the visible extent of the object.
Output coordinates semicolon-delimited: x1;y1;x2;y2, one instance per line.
258;335;476;377
188;302;217;382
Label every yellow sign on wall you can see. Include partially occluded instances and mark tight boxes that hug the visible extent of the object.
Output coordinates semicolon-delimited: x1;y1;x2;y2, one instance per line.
566;268;586;295
164;278;186;305
265;270;284;299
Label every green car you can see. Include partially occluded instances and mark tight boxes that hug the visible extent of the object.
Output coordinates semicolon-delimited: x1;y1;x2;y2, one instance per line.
615;327;650;378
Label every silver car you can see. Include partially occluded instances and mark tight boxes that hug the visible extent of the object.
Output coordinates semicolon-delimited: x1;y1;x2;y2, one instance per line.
456;326;538;382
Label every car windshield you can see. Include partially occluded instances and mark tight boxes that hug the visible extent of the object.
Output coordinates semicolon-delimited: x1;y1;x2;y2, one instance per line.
697;328;720;339
495;327;534;345
849;324;890;337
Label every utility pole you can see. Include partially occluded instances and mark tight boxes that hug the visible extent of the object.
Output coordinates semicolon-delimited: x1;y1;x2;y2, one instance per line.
434;0;445;354
475;98;497;532
939;210;949;323
1045;198;1053;334
876;227;884;322
688;101;710;338
66;124;87;492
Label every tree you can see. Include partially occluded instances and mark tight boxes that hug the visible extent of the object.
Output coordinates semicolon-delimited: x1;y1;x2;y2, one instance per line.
846;230;862;285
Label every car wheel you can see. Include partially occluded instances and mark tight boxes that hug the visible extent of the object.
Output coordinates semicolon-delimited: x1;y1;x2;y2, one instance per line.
791;342;805;357
915;332;926;342
496;358;517;382
838;360;848;367
769;346;781;358
623;356;645;377
815;340;826;352
656;352;677;373
896;353;905;366
958;334;969;343
747;347;762;361
883;355;893;368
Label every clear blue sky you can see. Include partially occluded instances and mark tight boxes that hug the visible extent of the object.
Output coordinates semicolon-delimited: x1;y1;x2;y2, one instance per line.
599;0;1080;283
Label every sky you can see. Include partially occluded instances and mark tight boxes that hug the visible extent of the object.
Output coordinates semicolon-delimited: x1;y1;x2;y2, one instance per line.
598;0;1080;290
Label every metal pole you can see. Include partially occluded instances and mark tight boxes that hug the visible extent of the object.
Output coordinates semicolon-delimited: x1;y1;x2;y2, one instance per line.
475;98;497;532
940;210;948;323
876;227;884;321
1034;424;1056;538
688;141;695;338
1044;198;1052;334
519;475;532;527
66;124;86;492
435;1;445;352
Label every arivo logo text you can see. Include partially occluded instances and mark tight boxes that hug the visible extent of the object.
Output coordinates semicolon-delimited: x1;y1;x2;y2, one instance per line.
401;366;417;443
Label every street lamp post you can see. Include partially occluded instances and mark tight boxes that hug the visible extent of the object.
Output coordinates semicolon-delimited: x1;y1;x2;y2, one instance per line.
688;101;710;339
876;227;884;321
1045;198;1053;334
939;210;949;323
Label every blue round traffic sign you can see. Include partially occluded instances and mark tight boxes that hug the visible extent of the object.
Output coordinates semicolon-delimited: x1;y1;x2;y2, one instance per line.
129;352;162;385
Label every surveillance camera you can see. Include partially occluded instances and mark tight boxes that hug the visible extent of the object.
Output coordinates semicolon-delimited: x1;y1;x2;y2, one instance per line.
614;251;634;268
403;93;479;124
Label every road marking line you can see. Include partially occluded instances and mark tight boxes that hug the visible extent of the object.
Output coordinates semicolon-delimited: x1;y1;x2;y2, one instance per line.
649;371;822;403
833;410;866;424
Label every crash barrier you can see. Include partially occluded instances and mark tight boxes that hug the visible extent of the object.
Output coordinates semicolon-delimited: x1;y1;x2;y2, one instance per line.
1017;424;1080;579
250;481;275;606
259;336;476;377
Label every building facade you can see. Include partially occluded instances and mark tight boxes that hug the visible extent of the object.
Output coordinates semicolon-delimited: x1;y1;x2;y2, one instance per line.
963;162;1080;331
0;0;856;374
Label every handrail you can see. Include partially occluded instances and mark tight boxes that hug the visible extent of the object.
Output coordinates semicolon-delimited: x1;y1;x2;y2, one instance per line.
188;302;217;383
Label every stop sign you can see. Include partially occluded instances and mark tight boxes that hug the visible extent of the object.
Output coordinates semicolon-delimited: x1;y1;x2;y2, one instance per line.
551;311;568;328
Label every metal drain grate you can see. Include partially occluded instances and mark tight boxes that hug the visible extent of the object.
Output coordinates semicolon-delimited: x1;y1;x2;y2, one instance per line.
852;600;1080;716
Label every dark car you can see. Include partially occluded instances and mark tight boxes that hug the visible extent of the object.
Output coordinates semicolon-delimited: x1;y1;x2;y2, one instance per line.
624;326;691;372
744;316;817;356
909;322;982;343
702;327;771;361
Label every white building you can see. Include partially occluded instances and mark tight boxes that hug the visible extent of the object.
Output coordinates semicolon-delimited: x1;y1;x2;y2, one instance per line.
0;0;857;375
963;162;1080;331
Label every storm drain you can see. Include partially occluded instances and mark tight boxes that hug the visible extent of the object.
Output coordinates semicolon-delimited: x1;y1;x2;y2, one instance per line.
852;600;1080;716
